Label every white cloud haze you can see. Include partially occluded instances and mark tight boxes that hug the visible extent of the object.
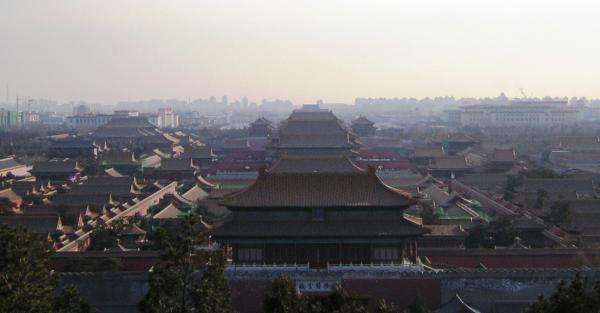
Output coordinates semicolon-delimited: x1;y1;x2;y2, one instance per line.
1;0;600;104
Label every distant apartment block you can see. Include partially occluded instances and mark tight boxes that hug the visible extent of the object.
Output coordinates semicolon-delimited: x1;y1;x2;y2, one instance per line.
144;108;179;129
0;109;40;129
66;114;113;129
458;100;579;127
72;104;91;116
66;110;147;129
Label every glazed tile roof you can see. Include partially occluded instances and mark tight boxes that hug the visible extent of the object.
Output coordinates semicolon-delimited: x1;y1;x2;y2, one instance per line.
0;188;22;203
251;117;272;126
50;194;118;208
0;157;23;171
182;146;216;159
120;223;147;235
429;156;471;170
276;108;357;149
31;160;82;173
0;214;60;235
434;132;478;144
68;184;133;196
222;139;250;149
100;151;137;164
104;168;125;177
153;203;184;219
413;146;445;158
277;134;354;148
458;173;508;191
521;178;595;196
351;116;374;125
490;148;516;163
157;158;197;171
222;162;413;208
181;184;210;202
49;139;95;149
269;155;363;174
434;294;481;313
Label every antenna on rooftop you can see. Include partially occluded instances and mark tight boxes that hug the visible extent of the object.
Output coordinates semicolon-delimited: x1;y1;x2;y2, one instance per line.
519;88;534;100
519;88;527;99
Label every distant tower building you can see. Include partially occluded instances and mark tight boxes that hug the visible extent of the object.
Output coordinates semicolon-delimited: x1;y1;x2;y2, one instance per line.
351;116;376;137
248;117;273;138
157;107;179;128
73;104;91;116
222;95;228;105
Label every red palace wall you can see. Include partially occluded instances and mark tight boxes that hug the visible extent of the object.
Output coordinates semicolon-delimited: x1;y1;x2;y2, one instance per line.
229;278;440;313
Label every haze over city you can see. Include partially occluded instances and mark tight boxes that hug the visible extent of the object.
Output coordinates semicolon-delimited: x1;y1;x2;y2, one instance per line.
3;0;600;104
6;2;600;313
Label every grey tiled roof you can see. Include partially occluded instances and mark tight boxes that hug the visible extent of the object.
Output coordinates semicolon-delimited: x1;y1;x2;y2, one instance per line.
0;157;22;171
222;167;413;208
0;214;59;235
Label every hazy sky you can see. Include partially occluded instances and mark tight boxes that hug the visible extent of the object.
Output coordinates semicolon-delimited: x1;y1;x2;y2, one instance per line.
2;0;600;104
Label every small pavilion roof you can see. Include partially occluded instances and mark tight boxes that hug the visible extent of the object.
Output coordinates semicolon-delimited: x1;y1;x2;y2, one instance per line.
489;148;516;163
153;203;184;219
181;184;210;203
351;116;374;126
158;158;198;171
182;146;216;159
120;223;147;236
31;160;82;173
104;168;125;177
251;117;272;126
0;157;23;172
0;188;22;203
429;156;471;170
434;294;481;313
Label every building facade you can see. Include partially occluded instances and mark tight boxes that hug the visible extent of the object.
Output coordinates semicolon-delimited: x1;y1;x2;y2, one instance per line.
459;101;579;127
271;104;360;158
66;114;113;129
214;156;424;266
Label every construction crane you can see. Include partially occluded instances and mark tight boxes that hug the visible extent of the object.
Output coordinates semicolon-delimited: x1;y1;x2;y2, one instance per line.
519;88;534;100
519;88;527;99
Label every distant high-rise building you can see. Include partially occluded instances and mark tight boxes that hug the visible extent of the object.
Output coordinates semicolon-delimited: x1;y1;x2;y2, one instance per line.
73;104;91;116
156;107;179;128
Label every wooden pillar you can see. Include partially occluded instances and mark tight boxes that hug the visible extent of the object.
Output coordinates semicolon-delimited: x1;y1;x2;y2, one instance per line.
413;240;418;262
400;240;406;260
263;242;267;263
294;242;298;264
232;244;238;263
